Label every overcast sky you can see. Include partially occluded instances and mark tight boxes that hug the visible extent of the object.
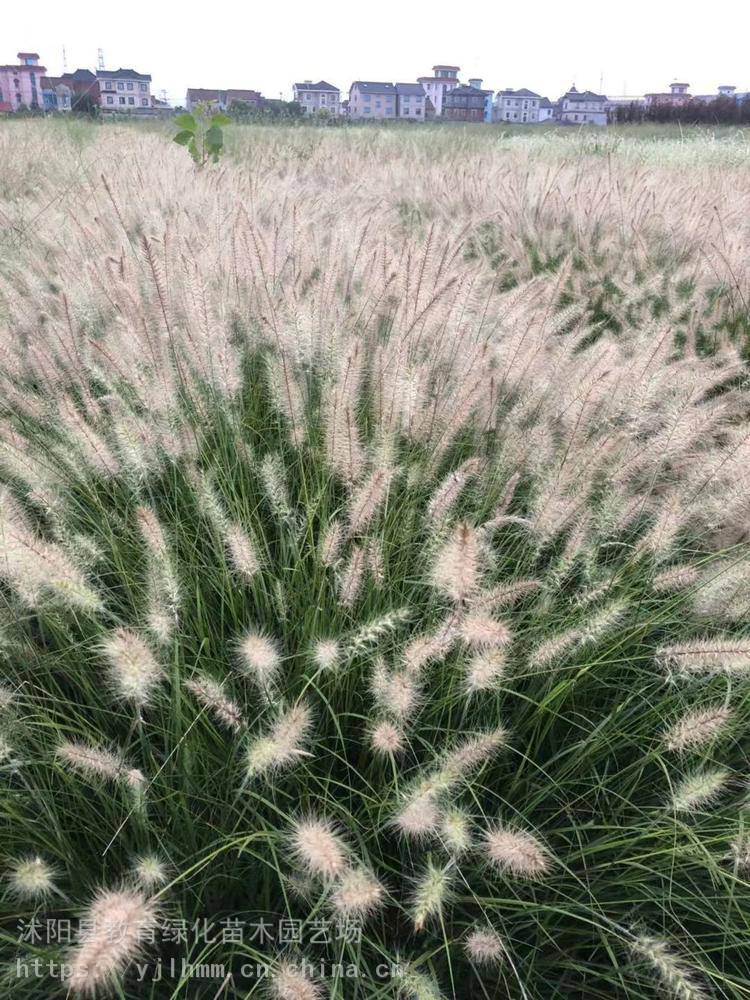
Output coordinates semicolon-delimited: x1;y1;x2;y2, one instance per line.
5;0;749;105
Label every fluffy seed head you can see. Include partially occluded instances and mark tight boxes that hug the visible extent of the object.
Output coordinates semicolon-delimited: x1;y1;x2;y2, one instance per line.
7;856;57;899
185;674;243;732
225;523;260;580
56;740;145;790
412;860;452;931
430;521;481;603
459;614;511;649
132;855;168;889
370;720;405;755
291;818;348;880
67;888;158;994
101;628;163;706
465;649;506;693
663;706;732;753
246;702;313;779
671;768;730;812
330;867;385;919
729;834;750;870
657;639;750;677
631;933;708;1000
653;565;699;593
312;639;340;672
440;808;473;855
272;959;323;1000
485;824;550;877
394;791;440;839
465;926;506;966
371;662;420;720
239;629;281;688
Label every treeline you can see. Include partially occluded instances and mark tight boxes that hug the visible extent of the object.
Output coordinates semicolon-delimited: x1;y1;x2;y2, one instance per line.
614;96;750;124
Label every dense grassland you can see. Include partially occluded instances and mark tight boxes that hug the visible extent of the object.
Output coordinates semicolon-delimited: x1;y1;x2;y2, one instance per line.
1;119;750;999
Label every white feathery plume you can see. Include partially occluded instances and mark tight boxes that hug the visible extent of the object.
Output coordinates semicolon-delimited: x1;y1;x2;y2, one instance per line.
657;639;750;677
484;824;551;878
272;958;325;1000
465;926;506;966
238;628;282;688
330;867;385;920
260;452;293;520
403;622;457;675
347;465;396;536
440;809;472;855
371;660;420;721
7;855;57;899
131;855;168;889
320;520;343;567
465;649;506;693
411;860;452;931
185;674;243;732
426;458;482;524
56;740;145;791
67;888;158;995
339;544;366;608
458;614;511;649
246;702;313;779
630;933;708;1000
291;818;348;880
663;706;732;753
225;522;260;581
312;639;340;672
729;834;750;871
100;628;163;707
370;720;405;755
653;565;699;593
671;768;730;812
430;522;481;604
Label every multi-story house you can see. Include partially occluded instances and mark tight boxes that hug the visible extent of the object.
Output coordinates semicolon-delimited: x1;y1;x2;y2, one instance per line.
348;82;396;120
494;88;543;123
98;68;152;111
395;83;426;120
558;87;608;125
185;88;262;112
0;52;45;111
443;83;491;122
417;64;460;117
644;81;691;108
293;80;340;116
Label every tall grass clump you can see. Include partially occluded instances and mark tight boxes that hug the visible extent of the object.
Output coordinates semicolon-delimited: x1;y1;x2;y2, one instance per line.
0;120;749;998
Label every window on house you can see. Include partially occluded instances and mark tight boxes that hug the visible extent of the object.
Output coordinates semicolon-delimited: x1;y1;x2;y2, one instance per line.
128;96;135;105
141;98;148;106
140;83;147;92
117;82;124;90
107;96;113;104
127;82;133;90
119;96;125;104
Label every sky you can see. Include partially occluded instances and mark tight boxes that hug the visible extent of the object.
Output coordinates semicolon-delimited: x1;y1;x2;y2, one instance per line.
5;0;749;105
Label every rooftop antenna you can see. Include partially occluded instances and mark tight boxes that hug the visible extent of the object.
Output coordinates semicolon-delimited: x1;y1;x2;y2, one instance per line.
62;45;68;72
97;48;105;71
599;70;604;92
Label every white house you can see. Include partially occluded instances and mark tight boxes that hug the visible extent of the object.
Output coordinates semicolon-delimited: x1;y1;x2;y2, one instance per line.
494;88;543;123
558;87;608;125
293;80;341;116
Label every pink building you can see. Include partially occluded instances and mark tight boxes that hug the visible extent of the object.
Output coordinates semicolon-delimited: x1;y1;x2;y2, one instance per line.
0;52;46;111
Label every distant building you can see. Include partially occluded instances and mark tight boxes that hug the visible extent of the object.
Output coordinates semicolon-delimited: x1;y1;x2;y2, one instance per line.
538;97;555;122
443;83;490;122
467;78;493;122
41;76;72;112
185;88;262;112
395;83;426;120
494;88;543;123
417;64;460;117
694;85;738;103
58;69;99;106
98;68;152;111
644;81;691;108
348;81;396;120
558;86;608;125
293;80;340;116
0;52;45;111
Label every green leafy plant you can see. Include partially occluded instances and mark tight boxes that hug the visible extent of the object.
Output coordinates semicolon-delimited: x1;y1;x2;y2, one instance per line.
172;104;230;166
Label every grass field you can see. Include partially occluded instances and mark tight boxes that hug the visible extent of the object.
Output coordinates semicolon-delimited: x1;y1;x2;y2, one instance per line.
1;119;750;999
